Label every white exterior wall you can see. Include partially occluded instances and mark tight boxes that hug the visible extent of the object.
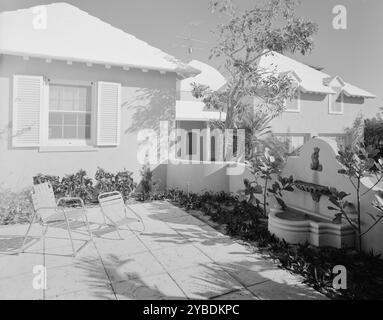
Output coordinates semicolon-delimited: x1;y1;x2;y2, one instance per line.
0;54;176;190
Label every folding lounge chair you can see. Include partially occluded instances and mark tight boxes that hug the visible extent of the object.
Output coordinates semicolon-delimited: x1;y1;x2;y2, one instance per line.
98;191;144;239
19;182;93;257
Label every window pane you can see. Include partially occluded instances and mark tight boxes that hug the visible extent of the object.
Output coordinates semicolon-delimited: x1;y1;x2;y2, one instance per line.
49;112;63;125
63;126;77;139
77;126;86;139
291;136;304;150
77;113;85;125
49;126;63;139
49;84;90;112
48;84;92;141
333;94;342;112
85;126;91;139
63;86;74;101
64;113;77;126
77;126;91;139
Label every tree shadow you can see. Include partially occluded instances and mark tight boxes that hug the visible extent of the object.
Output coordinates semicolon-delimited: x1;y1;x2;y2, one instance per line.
76;253;187;300
0;235;35;254
124;87;176;134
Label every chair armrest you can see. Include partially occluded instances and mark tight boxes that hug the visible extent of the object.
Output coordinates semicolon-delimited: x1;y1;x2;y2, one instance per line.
56;197;85;208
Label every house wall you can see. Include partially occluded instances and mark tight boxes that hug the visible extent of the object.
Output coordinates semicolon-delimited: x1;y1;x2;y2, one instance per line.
267;92;365;136
0;54;176;191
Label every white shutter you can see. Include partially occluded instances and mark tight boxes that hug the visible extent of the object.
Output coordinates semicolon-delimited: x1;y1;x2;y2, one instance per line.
12;75;43;147
96;81;121;146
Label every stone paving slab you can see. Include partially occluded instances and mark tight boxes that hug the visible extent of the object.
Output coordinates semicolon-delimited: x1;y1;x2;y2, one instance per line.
112;273;188;300
0;201;327;300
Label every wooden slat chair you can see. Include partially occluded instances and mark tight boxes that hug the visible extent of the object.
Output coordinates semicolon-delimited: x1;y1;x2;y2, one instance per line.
19;182;93;257
98;191;144;239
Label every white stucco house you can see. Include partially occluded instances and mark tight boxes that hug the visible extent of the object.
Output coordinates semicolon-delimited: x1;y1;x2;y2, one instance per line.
0;2;200;190
177;52;376;157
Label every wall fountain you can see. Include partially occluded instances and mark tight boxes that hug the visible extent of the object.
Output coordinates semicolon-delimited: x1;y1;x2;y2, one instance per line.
268;138;356;248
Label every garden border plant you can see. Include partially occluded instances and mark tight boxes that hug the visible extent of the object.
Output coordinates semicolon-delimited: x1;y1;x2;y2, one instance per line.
241;148;294;215
328;143;383;252
159;188;383;300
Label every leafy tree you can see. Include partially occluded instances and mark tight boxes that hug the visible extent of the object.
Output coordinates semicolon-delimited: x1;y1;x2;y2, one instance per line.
364;109;383;158
192;0;318;139
328;143;383;252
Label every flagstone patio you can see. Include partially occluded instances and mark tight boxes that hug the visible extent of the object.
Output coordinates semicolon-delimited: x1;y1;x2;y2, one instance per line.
0;201;326;300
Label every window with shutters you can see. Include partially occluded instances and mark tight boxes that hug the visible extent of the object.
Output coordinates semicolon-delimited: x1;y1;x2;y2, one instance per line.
48;84;92;142
13;75;121;148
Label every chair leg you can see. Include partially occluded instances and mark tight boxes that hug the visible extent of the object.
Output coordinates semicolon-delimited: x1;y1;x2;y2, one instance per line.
101;208;123;240
63;212;76;257
19;212;37;254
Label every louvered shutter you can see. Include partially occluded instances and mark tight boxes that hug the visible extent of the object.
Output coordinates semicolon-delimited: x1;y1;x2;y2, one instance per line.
12;75;43;147
96;81;121;146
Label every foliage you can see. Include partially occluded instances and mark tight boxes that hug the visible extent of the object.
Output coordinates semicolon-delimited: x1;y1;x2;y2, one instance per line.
257;133;291;158
135;163;159;201
161;188;383;299
0;188;33;225
268;175;295;210
343;113;364;148
33;168;136;204
241;147;293;215
94;168;136;200
192;0;318;134
328;143;383;251
236;109;273;160
364;109;383;158
57;170;95;204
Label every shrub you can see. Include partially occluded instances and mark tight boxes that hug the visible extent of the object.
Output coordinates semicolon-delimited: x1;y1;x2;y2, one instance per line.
59;169;95;204
33;168;136;204
0;188;33;225
136;163;158;201
328;143;383;252
364;113;383;158
94;167;136;201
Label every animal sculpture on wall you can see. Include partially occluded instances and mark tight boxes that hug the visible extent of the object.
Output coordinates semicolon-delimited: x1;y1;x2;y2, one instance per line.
310;147;323;171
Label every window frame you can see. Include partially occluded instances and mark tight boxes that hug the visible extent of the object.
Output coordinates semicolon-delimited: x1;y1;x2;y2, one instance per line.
284;90;301;113
328;91;344;115
41;79;95;147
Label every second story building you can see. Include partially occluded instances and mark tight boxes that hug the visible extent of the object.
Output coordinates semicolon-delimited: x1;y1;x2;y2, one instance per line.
176;52;376;159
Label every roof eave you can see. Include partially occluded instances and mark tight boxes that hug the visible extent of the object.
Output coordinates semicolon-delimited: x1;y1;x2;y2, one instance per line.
1;50;199;77
343;90;376;99
300;85;335;95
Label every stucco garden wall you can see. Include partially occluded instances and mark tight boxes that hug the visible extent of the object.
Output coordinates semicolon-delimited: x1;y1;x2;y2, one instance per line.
281;137;383;255
0;55;176;190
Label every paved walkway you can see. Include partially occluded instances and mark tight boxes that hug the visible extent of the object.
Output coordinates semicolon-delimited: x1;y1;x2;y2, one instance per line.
0;201;326;300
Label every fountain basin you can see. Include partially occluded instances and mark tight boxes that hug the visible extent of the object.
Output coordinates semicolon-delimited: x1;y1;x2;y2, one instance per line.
268;207;355;249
